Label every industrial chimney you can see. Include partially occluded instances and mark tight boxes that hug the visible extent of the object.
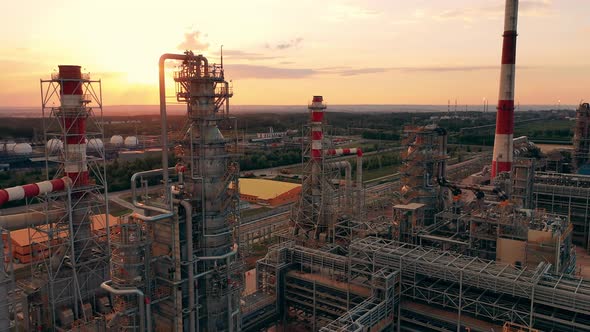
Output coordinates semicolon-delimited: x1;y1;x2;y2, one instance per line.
491;0;519;179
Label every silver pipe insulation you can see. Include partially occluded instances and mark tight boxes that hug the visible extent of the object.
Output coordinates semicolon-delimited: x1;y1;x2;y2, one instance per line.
176;199;196;330
356;156;363;216
101;280;150;332
0;210;62;231
130;168;175;215
0;233;9;332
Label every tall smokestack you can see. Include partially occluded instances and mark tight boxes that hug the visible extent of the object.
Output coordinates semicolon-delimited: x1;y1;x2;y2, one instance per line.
491;0;519;179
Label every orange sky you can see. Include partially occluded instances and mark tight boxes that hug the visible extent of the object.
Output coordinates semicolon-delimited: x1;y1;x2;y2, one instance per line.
0;0;589;108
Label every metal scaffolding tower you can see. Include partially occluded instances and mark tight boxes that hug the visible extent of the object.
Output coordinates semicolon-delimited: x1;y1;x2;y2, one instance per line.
24;66;110;330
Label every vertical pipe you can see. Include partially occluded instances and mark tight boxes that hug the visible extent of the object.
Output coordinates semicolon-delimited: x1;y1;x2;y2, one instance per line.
491;0;519;179
100;281;147;332
159;54;190;199
178;199;196;330
0;233;9;332
356;153;363;216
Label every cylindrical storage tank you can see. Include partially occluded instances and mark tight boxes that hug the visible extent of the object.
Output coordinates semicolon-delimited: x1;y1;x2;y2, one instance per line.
110;135;124;146
124;136;139;147
13;143;32;155
46;139;63;153
87;138;104;152
2;143;16;153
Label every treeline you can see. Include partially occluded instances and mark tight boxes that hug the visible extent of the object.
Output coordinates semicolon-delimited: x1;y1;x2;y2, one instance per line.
239;148;301;171
361;131;400;141
106;157;163;191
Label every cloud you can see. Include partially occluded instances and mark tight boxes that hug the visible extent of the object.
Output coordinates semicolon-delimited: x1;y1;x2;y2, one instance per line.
213;49;279;61
321;65;533;76
222;63;514;80
177;31;209;51
225;64;317;79
325;3;380;22
266;37;303;50
436;0;553;22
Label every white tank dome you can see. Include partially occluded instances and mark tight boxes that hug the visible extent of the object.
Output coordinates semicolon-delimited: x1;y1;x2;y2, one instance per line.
124;136;139;147
110;135;124;146
13;143;32;155
2;143;16;153
87;138;104;152
46;139;63;153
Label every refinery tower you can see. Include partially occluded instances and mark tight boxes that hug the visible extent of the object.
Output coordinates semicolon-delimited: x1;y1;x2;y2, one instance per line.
101;51;242;331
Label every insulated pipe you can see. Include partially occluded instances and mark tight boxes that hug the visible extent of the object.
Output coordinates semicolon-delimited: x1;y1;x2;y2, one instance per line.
130;168;175;214
491;0;519;178
177;199;196;331
326;161;352;207
325;148;363;157
356;155;363;215
0;233;9;332
0;210;63;231
101;281;150;332
0;177;71;207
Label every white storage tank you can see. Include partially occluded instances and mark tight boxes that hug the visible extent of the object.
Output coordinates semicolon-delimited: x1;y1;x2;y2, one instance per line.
1;143;16;153
13;143;32;155
87;138;104;152
124;136;139;147
46;139;63;153
110;135;124;146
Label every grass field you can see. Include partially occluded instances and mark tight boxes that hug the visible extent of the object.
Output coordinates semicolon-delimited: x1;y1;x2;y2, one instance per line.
362;165;399;181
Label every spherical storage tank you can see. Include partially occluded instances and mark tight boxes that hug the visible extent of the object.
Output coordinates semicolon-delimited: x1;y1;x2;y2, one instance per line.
46;139;63;153
124;136;139;147
110;135;124;146
13;143;33;155
87;138;104;152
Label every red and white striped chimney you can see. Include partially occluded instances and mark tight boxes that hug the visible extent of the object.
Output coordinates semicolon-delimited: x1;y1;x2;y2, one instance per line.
309;96;327;161
59;65;89;186
491;0;519;179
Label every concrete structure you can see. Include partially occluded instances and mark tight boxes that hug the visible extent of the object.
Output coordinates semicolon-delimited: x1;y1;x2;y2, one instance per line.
238;178;301;206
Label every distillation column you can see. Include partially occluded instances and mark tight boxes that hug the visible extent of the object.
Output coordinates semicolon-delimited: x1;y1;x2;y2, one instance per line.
173;51;240;332
491;0;519;179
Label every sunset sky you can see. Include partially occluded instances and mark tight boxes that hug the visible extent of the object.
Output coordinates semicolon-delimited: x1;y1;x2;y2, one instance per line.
0;0;589;107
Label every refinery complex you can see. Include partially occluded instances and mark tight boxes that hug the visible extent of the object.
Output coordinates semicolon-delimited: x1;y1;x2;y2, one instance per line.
1;1;590;331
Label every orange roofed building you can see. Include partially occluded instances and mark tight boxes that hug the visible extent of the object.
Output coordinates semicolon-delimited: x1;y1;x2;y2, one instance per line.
2;214;120;264
238;178;301;207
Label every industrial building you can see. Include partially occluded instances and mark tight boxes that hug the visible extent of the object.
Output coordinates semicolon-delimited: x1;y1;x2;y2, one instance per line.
238;178;301;207
0;0;589;331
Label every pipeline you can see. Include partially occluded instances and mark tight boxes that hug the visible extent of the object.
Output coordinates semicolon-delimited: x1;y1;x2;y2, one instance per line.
491;0;519;178
0;233;8;331
176;199;196;330
326;161;352;208
130;168;175;215
101;281;150;332
0;210;64;231
0;177;71;207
